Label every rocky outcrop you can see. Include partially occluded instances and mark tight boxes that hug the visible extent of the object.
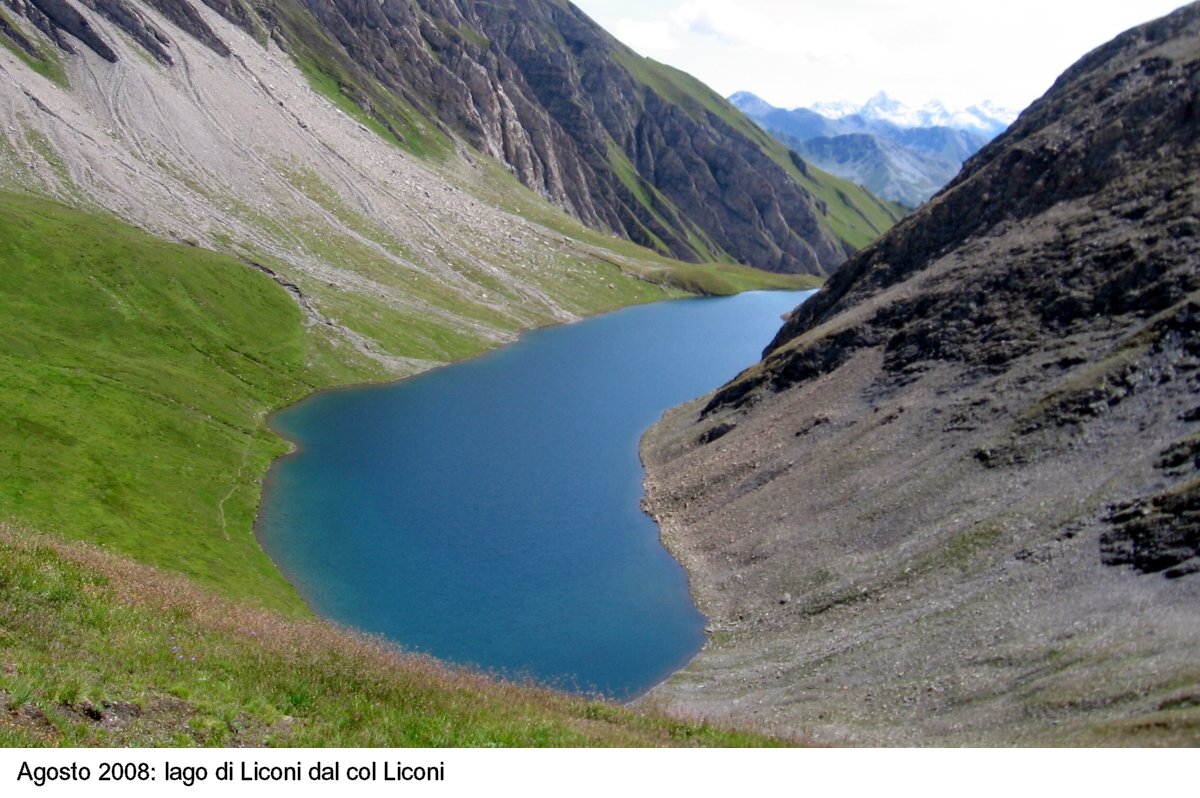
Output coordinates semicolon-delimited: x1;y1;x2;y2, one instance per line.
141;0;229;57
6;0;232;64
197;0;258;37
0;5;39;56
3;0;889;274
22;0;116;60
641;3;1200;744
84;0;173;64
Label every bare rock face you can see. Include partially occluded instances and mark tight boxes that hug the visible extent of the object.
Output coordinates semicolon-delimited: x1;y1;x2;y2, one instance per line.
22;0;117;60
641;3;1200;744
0;6;40;56
140;0;229;57
7;0;232;61
266;0;856;274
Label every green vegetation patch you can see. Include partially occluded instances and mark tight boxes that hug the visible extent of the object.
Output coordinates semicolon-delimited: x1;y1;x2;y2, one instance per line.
641;261;820;296
936;524;1004;573
276;162;408;253
0;190;375;613
21;128;82;201
465;155;816;297
792;165;907;250
604;139;730;263
300;278;493;363
456;23;490;51
610;50;747;134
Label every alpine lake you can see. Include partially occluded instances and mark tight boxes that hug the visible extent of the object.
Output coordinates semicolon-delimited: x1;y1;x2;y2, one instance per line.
258;290;815;699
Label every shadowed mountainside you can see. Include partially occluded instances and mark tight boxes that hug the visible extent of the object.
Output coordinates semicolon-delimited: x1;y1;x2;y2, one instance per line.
641;2;1200;744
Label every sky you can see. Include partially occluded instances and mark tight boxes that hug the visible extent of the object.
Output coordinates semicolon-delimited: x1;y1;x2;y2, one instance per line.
569;0;1190;112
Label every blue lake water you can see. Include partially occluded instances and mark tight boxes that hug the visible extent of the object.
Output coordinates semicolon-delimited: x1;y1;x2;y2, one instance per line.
257;289;814;699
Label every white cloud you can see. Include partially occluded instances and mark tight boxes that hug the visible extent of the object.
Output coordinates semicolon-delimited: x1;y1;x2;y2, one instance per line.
672;1;767;47
670;0;870;57
573;0;1191;111
613;18;681;52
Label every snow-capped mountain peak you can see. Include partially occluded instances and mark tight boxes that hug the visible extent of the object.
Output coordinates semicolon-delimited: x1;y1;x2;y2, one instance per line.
808;92;1018;137
727;91;776;118
808;98;862;119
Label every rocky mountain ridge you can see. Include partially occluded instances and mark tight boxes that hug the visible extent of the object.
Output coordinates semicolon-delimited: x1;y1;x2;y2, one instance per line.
1;0;903;275
643;3;1200;744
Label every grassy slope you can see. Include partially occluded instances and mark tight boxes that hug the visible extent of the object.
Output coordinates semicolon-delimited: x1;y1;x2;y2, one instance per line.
0;191;379;614
0;523;772;746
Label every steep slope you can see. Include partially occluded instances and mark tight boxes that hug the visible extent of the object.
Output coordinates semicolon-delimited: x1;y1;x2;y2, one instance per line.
642;3;1200;744
0;0;902;275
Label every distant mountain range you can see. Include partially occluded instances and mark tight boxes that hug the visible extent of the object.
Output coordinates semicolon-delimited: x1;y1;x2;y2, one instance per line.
730;91;1019;207
812;91;1017;137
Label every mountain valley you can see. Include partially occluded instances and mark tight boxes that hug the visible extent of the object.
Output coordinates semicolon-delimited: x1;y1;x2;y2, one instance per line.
1;0;1196;749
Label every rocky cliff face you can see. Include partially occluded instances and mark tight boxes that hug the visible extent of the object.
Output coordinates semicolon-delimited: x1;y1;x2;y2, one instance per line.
1;0;900;274
641;3;1200;744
